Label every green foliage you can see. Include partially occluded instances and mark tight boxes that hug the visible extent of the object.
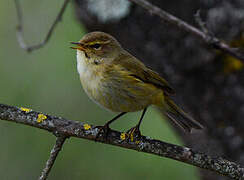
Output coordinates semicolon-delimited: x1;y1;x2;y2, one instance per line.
0;0;198;179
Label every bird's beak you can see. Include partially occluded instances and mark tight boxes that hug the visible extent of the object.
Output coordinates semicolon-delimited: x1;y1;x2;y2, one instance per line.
70;42;86;51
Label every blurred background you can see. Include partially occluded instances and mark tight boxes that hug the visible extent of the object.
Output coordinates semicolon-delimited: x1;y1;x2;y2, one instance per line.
0;0;198;179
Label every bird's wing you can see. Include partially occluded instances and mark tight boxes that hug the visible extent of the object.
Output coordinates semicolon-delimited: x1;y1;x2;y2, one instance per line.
112;53;175;95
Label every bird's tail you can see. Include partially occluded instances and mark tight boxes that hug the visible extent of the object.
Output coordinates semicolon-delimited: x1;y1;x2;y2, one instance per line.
161;96;204;132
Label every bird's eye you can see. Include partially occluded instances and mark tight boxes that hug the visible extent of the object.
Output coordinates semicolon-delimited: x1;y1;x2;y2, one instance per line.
89;43;101;50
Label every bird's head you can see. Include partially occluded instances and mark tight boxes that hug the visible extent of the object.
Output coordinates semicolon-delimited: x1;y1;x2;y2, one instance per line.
71;31;123;59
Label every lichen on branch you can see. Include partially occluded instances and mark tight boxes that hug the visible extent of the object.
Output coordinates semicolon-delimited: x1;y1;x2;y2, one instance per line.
0;103;243;179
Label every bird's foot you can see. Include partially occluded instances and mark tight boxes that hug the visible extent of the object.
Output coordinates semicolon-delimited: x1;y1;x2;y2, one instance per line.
126;125;142;142
95;124;111;141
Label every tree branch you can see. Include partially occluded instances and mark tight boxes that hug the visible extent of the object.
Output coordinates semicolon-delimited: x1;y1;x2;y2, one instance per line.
39;135;66;180
129;0;244;62
0;103;243;179
14;0;70;53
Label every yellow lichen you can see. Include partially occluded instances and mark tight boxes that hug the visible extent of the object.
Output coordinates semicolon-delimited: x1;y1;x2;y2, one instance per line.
20;107;31;113
135;140;140;144
129;128;137;142
83;123;91;130
120;132;126;140
37;114;47;123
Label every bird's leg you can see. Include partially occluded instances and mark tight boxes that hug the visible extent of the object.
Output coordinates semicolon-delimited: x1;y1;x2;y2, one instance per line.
126;107;148;142
95;112;127;140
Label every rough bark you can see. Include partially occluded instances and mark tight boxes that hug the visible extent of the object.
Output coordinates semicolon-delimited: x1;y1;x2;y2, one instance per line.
0;103;244;180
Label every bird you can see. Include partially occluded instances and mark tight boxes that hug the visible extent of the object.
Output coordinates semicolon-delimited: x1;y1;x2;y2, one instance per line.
71;31;203;139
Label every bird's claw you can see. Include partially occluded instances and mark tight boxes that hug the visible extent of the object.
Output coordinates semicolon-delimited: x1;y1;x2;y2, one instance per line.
126;126;142;142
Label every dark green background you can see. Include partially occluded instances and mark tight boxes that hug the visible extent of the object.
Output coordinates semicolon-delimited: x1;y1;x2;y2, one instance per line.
0;0;198;179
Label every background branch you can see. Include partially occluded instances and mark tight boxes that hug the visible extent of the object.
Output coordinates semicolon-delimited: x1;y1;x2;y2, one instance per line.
0;103;243;179
129;0;244;61
14;0;70;53
39;135;66;180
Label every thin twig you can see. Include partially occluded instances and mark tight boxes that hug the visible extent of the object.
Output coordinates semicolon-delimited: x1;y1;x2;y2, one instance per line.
129;0;244;61
39;135;66;180
194;10;208;35
194;10;219;45
14;0;70;53
0;103;243;179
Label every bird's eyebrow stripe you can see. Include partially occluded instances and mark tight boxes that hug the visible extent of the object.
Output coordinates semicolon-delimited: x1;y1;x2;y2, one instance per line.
86;40;110;45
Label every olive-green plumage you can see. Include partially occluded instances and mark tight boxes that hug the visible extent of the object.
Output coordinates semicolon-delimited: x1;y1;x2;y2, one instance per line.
72;31;203;132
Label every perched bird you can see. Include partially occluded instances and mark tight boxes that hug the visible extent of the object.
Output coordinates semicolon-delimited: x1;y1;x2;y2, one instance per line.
71;31;203;138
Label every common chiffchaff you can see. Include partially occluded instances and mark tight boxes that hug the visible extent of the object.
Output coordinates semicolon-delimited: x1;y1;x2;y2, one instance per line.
71;31;203;136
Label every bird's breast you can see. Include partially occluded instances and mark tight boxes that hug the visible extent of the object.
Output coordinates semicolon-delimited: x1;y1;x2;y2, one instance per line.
76;51;159;112
77;51;103;100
